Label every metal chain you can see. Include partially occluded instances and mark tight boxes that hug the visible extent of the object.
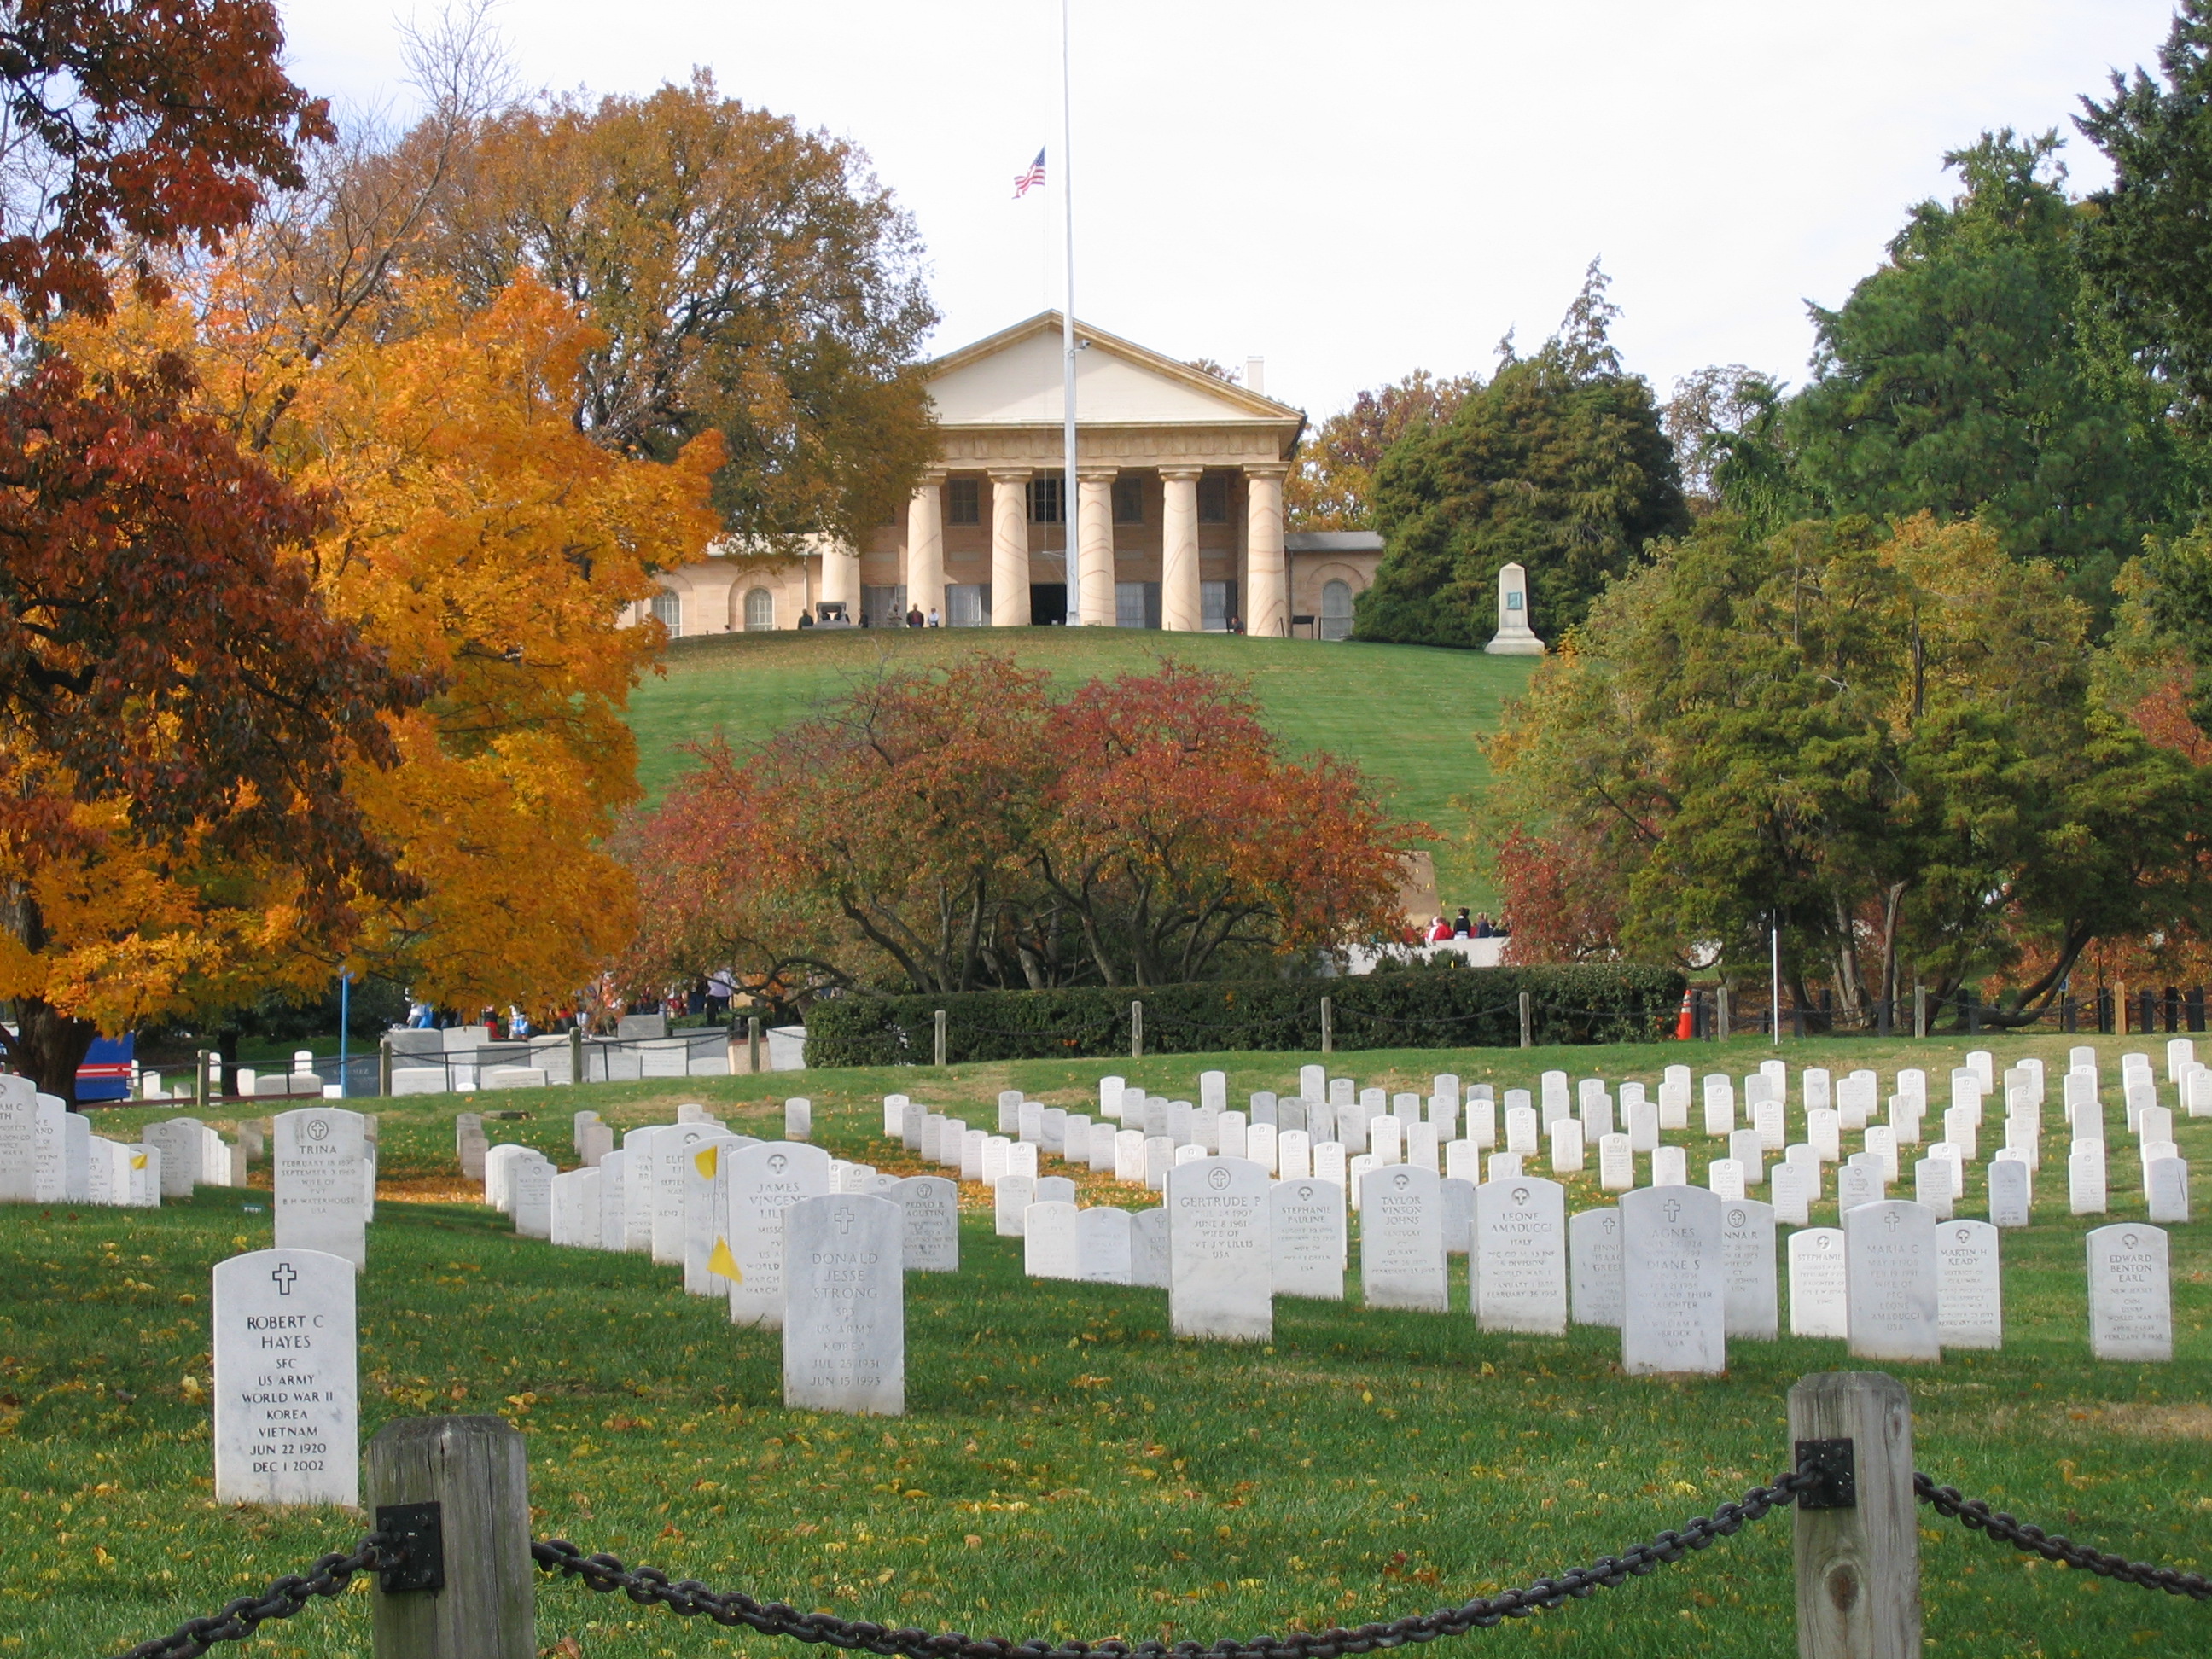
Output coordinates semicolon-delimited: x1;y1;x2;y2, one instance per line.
112;1534;390;1659
1914;1473;2212;1600
532;1467;1818;1657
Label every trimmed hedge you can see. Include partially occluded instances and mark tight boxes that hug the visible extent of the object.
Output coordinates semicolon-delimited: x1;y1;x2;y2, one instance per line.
803;963;1685;1068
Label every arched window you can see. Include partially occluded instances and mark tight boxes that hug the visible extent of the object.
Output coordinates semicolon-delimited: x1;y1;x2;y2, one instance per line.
743;588;774;632
1320;579;1353;641
649;590;683;637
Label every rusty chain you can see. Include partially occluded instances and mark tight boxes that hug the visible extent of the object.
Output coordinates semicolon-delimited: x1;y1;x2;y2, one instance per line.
1914;1472;2212;1600
111;1534;389;1659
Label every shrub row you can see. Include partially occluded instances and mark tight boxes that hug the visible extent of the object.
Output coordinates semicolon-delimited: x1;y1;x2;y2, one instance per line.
802;963;1686;1067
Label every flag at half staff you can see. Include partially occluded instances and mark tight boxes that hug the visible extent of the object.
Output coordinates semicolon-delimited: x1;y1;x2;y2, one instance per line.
1014;148;1046;198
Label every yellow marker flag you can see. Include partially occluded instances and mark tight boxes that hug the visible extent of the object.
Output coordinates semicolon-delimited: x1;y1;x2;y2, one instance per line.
693;1144;719;1179
131;1152;148;1170
707;1237;742;1283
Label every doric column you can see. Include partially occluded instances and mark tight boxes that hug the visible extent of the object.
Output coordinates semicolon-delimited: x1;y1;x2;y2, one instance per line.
1160;467;1202;632
988;469;1033;627
1243;463;1289;637
905;470;946;622
818;540;859;616
1076;468;1117;626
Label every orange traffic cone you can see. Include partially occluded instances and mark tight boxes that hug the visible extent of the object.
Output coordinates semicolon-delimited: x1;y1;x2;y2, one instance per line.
1675;989;1696;1040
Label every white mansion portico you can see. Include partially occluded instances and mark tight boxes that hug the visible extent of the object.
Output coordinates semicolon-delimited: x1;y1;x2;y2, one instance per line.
638;313;1383;638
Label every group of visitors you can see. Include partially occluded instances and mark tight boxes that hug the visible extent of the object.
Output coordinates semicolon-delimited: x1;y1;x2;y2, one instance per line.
1423;908;1505;942
795;605;945;629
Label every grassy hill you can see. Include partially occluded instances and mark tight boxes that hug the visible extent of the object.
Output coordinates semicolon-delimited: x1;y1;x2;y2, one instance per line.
624;630;1536;908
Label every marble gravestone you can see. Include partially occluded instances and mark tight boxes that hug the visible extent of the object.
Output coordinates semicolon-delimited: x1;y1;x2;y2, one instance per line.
0;1076;40;1202
1440;1175;1474;1254
1787;1228;1848;1339
888;1175;959;1273
782;1194;904;1415
509;1151;554;1240
1619;1185;1726;1376
273;1109;368;1270
2087;1225;2172;1361
1844;1200;1941;1362
1166;1157;1272;1342
212;1249;358;1506
1474;1177;1567;1335
1076;1206;1133;1284
2145;1157;2190;1225
1022;1201;1081;1279
1719;1199;1778;1342
1936;1220;2002;1350
1568;1207;1624;1329
1131;1207;1171;1288
1988;1157;2031;1228
995;1174;1036;1237
726;1143;835;1329
1359;1164;1447;1312
1270;1179;1345;1301
683;1135;751;1295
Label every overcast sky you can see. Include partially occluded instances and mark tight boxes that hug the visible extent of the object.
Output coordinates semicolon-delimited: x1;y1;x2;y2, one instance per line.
279;0;2180;421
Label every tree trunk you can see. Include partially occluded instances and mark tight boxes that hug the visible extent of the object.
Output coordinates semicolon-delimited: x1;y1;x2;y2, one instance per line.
2;996;97;1106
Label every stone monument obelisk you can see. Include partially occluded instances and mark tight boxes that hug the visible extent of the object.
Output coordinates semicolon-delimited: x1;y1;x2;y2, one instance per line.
1485;562;1545;655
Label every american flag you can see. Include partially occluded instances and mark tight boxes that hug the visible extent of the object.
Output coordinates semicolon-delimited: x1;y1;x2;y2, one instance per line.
1013;148;1046;198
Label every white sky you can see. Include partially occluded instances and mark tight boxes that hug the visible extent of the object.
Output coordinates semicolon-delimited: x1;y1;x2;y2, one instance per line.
278;0;2180;422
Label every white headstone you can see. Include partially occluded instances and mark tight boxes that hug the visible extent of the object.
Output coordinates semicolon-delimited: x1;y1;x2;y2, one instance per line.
1845;1200;1940;1363
726;1142;834;1328
1166;1157;1272;1341
1358;1164;1445;1312
1787;1228;1848;1338
1650;1145;1687;1186
1987;1155;2031;1228
782;1194;903;1414
1023;1201;1080;1279
1568;1207;1623;1328
888;1175;959;1272
1935;1220;2001;1349
2087;1224;2172;1362
272;1108;367;1271
1076;1206;1134;1284
1720;1198;1777;1340
2146;1156;2190;1224
212;1249;358;1506
993;1173;1035;1236
1474;1177;1567;1334
1619;1185;1726;1375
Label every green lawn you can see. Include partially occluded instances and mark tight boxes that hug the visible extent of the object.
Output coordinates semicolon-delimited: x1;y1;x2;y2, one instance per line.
14;1030;2209;1659
623;630;1535;910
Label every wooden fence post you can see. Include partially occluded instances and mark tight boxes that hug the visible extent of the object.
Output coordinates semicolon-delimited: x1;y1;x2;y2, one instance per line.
367;1415;534;1659
1130;1000;1144;1061
1320;996;1334;1056
934;1009;947;1068
1912;986;1927;1039
568;1025;585;1086
1516;992;1531;1050
1789;1371;1918;1659
748;1015;762;1074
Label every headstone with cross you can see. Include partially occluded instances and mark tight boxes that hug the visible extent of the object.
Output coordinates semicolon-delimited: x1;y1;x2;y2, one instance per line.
212;1249;358;1506
1620;1185;1725;1374
1844;1199;1940;1362
781;1193;904;1414
1569;1206;1624;1329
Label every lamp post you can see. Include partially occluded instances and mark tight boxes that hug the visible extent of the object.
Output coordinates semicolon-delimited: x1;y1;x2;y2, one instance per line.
338;969;352;1098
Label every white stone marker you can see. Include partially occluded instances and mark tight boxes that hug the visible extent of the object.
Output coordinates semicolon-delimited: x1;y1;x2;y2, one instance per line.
1787;1228;1848;1339
1131;1207;1170;1287
1912;1157;1954;1222
1844;1200;1940;1363
1568;1207;1624;1328
1278;1130;1312;1179
1144;1136;1174;1190
1088;1121;1117;1172
1720;1198;1777;1341
1728;1128;1766;1186
212;1249;358;1506
1504;1106;1538;1156
1626;1100;1658;1154
1023;1201;1081;1279
2069;1143;2108;1216
1474;1177;1567;1334
1359;1164;1446;1312
994;1174;1036;1237
1166;1156;1272;1341
1988;1156;2031;1228
272;1108;367;1271
0;1076;35;1202
783;1097;812;1140
1113;1128;1144;1181
149;1117;204;1196
651;1124;715;1264
782;1194;903;1415
888;1175;959;1273
2087;1224;2172;1361
1076;1206;1134;1284
1037;1175;1077;1205
1620;1185;1726;1376
597;1150;627;1251
726;1142;835;1329
510;1151;554;1239
2146;1157;2190;1224
1770;1161;1811;1226
1441;1175;1474;1254
1548;1118;1585;1174
1650;1146;1687;1186
1837;1163;1883;1214
1707;1159;1746;1202
1936;1220;2001;1350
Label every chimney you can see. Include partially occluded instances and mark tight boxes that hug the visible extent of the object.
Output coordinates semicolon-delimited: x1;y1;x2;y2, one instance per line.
1245;355;1266;396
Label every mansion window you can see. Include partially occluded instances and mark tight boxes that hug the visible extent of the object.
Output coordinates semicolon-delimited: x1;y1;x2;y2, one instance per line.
1028;475;1064;524
1112;477;1144;524
1197;474;1231;523
946;477;981;525
650;590;682;637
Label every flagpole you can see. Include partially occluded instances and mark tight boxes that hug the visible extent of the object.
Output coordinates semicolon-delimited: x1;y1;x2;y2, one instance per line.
1060;0;1080;624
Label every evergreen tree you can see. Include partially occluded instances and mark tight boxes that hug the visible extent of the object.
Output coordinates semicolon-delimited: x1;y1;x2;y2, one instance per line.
1784;132;2187;609
1357;263;1688;647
